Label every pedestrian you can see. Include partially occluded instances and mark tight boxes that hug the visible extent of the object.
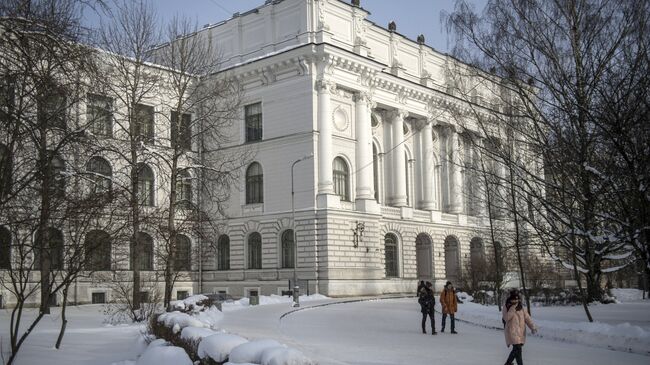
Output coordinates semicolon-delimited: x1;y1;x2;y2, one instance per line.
418;281;437;335
417;280;426;296
502;289;520;327
440;281;457;334
502;292;537;365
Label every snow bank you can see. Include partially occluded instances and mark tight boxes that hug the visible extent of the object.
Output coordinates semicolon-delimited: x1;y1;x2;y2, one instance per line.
261;347;316;365
157;312;206;333
456;301;650;355
611;288;646;302
180;326;217;341
222;293;329;312
136;344;192;365
228;339;282;364
170;294;209;312
193;306;224;327
197;333;248;362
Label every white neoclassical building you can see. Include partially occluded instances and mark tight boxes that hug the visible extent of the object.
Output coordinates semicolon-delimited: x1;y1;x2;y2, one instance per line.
194;0;515;297
0;0;524;307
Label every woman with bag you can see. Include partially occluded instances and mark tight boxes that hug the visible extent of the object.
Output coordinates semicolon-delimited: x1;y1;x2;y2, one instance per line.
502;292;538;365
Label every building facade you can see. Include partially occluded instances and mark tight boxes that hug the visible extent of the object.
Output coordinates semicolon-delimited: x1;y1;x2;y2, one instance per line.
0;0;528;306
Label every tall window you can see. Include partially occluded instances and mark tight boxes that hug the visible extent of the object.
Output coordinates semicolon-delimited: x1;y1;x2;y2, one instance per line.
248;232;262;269
245;102;262;142
171;111;192;151
246;162;263;204
0;226;10;269
470;237;485;270
217;235;230;270
87;94;113;137
38;88;66;129
174;235;191;271
373;144;379;202
134;104;154;144
49;153;66;198
137;164;154;206
176;169;192;206
35;228;64;270
131;232;153;271
384;233;399;278
281;229;295;269
86;157;112;195
0;144;11;199
85;230;111;271
333;157;349;201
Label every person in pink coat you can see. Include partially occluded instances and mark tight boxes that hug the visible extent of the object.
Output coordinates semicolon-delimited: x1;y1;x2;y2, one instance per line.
502;292;537;365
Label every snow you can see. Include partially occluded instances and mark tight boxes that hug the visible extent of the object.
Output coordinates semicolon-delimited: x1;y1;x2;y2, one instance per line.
611;288;646;302
196;333;248;362
3;294;649;365
157;311;206;333
169;294;209;311
228;339;283;364
180;326;218;341
136;343;192;365
222;293;329;312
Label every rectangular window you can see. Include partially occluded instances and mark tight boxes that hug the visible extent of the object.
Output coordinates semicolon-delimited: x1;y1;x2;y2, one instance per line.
171;111;192;151
245;103;262;142
176;290;189;300
134;104;154;144
91;292;106;304
38;91;66;129
87;94;113;138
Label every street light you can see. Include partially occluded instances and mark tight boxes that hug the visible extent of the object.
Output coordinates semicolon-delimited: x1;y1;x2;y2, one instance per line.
291;154;313;308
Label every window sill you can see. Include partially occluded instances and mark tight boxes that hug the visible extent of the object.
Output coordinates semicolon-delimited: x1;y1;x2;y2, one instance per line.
243;203;264;216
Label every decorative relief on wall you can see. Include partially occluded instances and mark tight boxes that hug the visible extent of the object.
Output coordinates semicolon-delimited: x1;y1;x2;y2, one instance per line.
316;0;329;31
332;106;350;133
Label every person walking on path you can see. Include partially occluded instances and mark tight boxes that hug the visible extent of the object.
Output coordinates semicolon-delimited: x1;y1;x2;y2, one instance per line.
418;281;437;335
440;281;457;334
502;291;537;365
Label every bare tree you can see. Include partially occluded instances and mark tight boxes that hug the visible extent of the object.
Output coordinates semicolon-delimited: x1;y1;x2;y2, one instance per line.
148;16;245;307
445;0;648;319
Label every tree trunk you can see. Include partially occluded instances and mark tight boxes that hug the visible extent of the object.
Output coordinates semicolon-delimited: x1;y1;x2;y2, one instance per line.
55;285;69;349
571;236;594;322
7;312;45;365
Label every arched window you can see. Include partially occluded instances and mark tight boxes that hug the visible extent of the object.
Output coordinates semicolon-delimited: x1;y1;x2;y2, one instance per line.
176;169;192;206
494;241;504;270
49;153;66;198
248;232;262;269
333;157;349;201
372;144;379;202
86;157;112;195
174;235;191;271
281;229;295;269
35;228;64;270
131;232;153;271
217;235;230;270
0;144;12;199
137;164;154;206
384;233;399;278
444;236;460;283
470;237;485;270
0;226;11;269
85;230;111;271
246;162;263;204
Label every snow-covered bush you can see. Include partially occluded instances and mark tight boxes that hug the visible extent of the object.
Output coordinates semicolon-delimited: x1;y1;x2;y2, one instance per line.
169;294;216;314
228;339;282;364
197;333;249;363
136;340;192;365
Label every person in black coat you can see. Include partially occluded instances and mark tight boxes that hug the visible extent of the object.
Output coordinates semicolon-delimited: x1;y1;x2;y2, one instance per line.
418;281;437;335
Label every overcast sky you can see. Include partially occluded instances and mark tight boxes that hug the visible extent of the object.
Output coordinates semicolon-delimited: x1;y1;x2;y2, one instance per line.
83;0;487;53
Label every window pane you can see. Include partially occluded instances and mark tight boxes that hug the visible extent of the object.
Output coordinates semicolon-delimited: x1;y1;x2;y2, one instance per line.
217;235;230;270
246;163;263;204
385;234;398;278
245;103;262;142
171;111;192;151
173;235;191;271
248;233;261;269
87;94;113;137
333;157;349;201
281;230;294;269
0;226;11;269
134;104;154;144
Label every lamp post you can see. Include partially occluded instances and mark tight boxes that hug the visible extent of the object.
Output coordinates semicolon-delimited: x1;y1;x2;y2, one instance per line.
291;154;313;307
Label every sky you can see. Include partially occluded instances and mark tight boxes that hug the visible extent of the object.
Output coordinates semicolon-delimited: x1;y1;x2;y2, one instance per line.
82;0;487;54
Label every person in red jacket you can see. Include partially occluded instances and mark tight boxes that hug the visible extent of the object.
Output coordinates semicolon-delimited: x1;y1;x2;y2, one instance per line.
439;281;458;334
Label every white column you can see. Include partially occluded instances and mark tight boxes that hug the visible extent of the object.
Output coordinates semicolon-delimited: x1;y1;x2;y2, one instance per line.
420;120;435;210
389;109;408;207
317;79;335;195
450;127;464;213
355;92;374;200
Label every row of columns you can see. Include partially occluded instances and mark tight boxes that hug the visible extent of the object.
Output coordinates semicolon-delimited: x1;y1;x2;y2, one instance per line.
316;78;467;213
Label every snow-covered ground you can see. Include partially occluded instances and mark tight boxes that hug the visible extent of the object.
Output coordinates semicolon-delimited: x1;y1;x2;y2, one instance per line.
1;291;648;365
